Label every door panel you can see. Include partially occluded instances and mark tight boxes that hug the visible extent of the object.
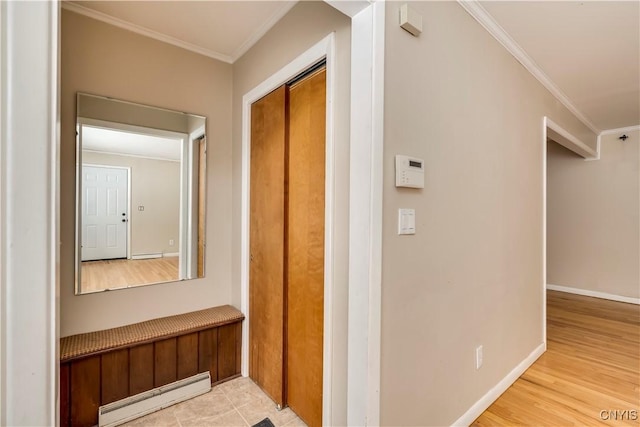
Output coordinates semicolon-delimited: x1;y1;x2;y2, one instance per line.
249;86;287;406
286;68;326;427
82;165;128;261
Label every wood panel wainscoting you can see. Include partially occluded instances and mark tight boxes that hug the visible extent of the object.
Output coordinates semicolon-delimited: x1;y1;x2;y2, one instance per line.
60;305;244;427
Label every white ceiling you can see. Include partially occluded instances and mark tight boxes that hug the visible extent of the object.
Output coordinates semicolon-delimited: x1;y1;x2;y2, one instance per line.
82;126;182;161
481;1;639;132
65;1;298;63
64;0;640;133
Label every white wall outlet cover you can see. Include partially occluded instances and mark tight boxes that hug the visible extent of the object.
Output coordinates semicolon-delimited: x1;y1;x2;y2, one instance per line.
475;345;483;370
400;4;423;37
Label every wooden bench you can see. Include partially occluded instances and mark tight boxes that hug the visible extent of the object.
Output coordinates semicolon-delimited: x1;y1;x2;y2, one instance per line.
60;305;244;427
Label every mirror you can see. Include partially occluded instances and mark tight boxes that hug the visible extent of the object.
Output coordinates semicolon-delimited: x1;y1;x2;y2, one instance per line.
75;93;206;294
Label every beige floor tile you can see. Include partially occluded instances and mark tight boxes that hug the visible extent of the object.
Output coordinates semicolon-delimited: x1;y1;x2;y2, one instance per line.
236;401;297;427
215;376;254;394
283;415;308;427
283;416;308;427
120;407;180;427
210;409;251;427
179;408;249;427
173;390;235;423
221;379;273;409
122;377;306;427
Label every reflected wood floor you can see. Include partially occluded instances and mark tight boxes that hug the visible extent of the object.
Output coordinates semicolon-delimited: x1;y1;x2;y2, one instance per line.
472;290;640;426
81;257;179;292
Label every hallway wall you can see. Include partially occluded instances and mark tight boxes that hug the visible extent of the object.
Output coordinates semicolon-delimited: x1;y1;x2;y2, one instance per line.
547;129;640;299
379;2;598;425
60;10;233;336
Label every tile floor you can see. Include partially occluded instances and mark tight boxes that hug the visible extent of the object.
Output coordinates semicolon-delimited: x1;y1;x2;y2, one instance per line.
122;377;307;427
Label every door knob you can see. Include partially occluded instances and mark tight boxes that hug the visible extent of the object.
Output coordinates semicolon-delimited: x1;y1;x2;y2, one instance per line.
122;219;126;222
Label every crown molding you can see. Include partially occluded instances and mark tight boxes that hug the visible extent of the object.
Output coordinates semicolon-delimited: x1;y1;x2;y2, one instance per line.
324;0;371;18
231;1;298;62
457;0;601;135
61;1;234;64
545;116;597;160
599;124;640;136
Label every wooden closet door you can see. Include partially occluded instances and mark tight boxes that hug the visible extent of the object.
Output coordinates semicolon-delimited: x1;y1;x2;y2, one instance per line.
287;68;326;427
249;86;287;406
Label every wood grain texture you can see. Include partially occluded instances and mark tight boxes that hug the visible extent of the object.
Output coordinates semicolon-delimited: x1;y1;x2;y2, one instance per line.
235;322;242;375
472;291;640;426
62;322;242;424
177;333;199;380
81;257;178;292
198;328;219;382
129;343;154;395
101;348;129;404
154;338;177;387
60;363;70;427
218;323;239;380
286;68;326;427
70;355;101;427
249;86;287;406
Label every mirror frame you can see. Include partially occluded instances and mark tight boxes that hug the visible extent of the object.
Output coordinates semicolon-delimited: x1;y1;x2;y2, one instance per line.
75;93;207;294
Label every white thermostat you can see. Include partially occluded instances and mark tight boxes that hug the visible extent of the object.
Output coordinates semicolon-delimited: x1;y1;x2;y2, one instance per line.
395;155;425;188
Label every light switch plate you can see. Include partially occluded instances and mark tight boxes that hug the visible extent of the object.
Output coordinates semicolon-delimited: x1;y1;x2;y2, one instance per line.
398;208;416;235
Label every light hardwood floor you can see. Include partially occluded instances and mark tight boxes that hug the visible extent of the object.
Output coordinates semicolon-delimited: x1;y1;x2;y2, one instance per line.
473;290;640;426
81;257;179;292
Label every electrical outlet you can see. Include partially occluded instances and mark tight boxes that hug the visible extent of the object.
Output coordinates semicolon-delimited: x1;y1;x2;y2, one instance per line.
169;239;174;246
476;345;483;370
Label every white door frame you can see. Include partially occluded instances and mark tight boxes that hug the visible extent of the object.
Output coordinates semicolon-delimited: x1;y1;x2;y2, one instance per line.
542;116;597;346
344;3;385;426
240;1;385;424
0;1;59;425
240;33;336;424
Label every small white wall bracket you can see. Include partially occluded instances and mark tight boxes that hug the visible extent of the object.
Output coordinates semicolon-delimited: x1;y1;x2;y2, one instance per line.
400;4;423;37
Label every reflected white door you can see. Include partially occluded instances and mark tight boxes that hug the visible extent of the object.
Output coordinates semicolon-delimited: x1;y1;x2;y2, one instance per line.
82;165;128;261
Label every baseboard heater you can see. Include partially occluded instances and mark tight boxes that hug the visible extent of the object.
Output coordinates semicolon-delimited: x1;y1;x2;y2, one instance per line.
98;371;211;427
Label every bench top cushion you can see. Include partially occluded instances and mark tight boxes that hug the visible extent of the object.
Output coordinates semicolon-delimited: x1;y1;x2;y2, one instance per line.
61;305;244;362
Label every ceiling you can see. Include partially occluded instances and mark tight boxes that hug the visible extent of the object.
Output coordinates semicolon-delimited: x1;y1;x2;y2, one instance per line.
480;1;639;132
82;126;182;161
64;0;640;133
65;1;298;63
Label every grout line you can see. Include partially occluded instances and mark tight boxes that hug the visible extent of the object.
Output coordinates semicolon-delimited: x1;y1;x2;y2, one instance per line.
214;407;245;425
235;405;252;427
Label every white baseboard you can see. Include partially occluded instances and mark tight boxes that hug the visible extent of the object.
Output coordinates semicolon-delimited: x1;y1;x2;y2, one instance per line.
547;284;640;305
163;252;179;258
131;253;162;260
451;343;546;427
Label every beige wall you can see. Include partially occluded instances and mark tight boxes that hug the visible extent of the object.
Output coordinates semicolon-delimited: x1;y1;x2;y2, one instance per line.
547;130;640;298
61;10;233;336
380;2;597;425
82;151;180;256
231;2;351;424
78;94;191;134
